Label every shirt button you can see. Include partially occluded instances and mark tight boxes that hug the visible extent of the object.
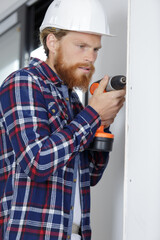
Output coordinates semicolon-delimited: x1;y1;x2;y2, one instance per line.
65;114;68;119
73;178;76;183
52;109;56;113
71;206;74;210
67;235;70;239
66;97;69;101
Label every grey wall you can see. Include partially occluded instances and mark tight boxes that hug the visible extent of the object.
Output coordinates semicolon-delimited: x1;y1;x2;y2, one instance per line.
90;0;128;239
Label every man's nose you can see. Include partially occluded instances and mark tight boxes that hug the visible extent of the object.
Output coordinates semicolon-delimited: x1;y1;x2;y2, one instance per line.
85;50;97;63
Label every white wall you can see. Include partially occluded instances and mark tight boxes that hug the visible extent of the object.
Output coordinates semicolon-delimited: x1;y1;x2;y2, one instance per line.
91;0;128;240
1;0;20;12
0;24;20;83
0;0;27;20
124;0;160;239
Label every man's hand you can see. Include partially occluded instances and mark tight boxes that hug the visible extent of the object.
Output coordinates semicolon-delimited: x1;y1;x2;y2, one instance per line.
88;75;126;128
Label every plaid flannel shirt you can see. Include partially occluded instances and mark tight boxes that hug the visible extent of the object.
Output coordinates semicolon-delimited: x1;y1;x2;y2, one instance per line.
0;58;109;240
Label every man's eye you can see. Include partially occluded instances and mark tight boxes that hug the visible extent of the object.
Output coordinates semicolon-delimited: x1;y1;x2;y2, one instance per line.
94;48;100;52
78;45;85;49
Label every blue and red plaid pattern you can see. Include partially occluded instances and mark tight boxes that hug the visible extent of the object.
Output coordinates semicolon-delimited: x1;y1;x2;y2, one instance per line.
0;58;109;240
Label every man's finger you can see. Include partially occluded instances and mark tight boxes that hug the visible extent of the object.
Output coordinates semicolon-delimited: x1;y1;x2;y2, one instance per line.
93;75;109;95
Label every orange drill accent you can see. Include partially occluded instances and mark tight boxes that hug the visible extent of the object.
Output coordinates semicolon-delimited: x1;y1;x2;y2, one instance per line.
95;125;114;138
90;81;107;95
90;82;99;95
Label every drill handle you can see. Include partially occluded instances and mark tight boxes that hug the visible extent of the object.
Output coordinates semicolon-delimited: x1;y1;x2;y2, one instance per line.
88;75;126;152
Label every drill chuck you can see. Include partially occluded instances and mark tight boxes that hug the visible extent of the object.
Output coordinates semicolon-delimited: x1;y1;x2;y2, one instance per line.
106;75;126;91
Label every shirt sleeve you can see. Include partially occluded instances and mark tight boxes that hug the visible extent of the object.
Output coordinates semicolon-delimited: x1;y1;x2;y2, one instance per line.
0;70;101;182
89;150;109;186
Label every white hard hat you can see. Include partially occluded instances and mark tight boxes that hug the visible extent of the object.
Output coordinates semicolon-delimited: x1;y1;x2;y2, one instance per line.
40;0;112;36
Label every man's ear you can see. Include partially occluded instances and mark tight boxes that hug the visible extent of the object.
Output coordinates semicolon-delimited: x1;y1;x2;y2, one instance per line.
46;33;59;54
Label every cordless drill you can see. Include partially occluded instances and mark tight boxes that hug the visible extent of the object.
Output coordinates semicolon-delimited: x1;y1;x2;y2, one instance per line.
88;75;126;152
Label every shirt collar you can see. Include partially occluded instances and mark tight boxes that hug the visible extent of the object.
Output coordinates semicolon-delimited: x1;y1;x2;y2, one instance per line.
29;57;63;87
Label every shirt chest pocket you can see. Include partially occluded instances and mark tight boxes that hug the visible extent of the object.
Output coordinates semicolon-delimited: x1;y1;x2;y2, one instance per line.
47;101;70;132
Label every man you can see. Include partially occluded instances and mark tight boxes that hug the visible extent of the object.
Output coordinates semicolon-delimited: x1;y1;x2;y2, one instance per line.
0;0;125;239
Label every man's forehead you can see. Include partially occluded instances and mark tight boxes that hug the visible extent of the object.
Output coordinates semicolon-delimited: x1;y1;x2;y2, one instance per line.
67;31;102;46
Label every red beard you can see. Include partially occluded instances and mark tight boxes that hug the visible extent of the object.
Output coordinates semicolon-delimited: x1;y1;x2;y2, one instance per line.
54;48;95;92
